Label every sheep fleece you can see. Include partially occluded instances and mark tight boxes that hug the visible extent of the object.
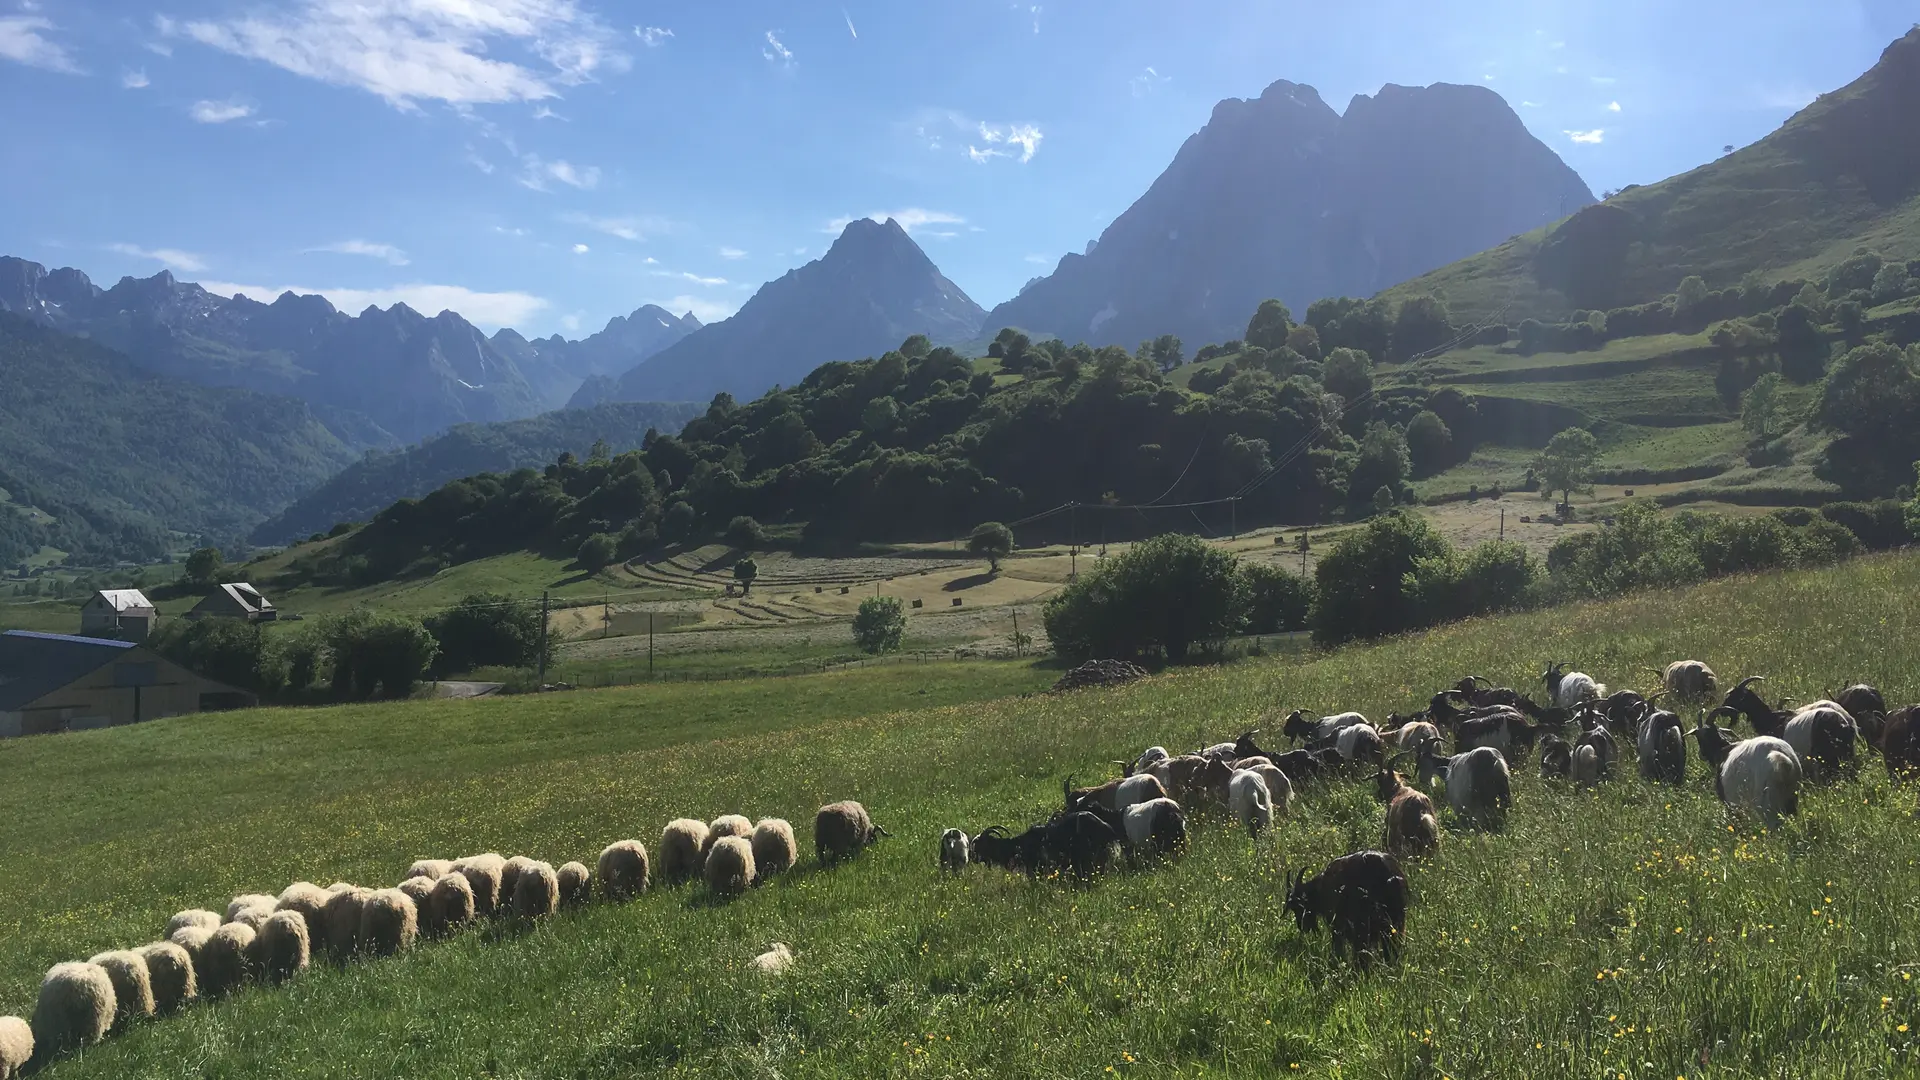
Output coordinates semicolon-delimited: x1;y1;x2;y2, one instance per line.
33;962;115;1051
705;836;756;897
751;819;798;876
359;889;419;956
598;841;649;900
659;820;709;884
136;942;196;1012
0;1015;30;1080
85;951;154;1025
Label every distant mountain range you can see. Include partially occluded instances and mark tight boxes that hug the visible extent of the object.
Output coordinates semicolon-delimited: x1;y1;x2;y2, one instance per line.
0;258;700;443
250;400;704;544
572;217;987;407
985;79;1594;350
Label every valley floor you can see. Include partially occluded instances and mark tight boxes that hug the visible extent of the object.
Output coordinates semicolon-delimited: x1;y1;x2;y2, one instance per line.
4;554;1920;1076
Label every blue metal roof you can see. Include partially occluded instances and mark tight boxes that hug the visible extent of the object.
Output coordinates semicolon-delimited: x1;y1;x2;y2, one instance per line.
0;630;142;712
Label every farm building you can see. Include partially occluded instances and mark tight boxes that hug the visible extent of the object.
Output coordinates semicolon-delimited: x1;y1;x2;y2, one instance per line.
0;630;256;738
79;588;156;641
187;582;278;622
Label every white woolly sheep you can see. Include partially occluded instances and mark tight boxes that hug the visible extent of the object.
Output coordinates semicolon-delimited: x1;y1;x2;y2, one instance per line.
939;828;971;873
749;943;793;974
429;873;476;934
704;835;756;897
326;882;356;894
202;923;256;996
406;859;454;881
598;841;650;900
1229;769;1273;837
167;925;214;989
557;862;593;907
1543;662;1607;710
513;861;560;919
135;942;195;1013
0;1015;30;1080
165;909;220;938
815;801;888;864
1662;660;1718;704
320;886;369;958
359;889;419;956
453;854;506;917
659;820;710;885
1382;720;1443;753
30;963;114;1056
85;951;154;1027
226;893;277;924
705;814;753;855
751;818;798;878
500;856;537;909
253;910;311;983
276;882;332;946
397;876;437;934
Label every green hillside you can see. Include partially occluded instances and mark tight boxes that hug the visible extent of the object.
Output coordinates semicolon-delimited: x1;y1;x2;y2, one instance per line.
0;313;361;562
1385;28;1920;325
250;401;704;544
4;553;1918;1077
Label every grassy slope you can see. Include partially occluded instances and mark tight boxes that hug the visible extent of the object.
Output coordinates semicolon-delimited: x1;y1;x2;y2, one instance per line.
6;555;1920;1077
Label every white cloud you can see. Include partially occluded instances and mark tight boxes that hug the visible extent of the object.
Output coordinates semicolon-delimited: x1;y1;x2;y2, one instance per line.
1028;4;1041;33
519;155;599;191
492;225;529;237
0;15;82;73
145;41;173;57
843;9;857;38
1520;100;1542;108
190;99;255;124
791;247;807;256
108;243;209;273
968;122;1042;164
1129;66;1168;98
1023;253;1051;265
635;26;672;47
646;294;737;322
1482;74;1495;82
643;255;658;264
762;29;793;66
559;312;582;333
311;239;410;265
122;69;151;89
1607;100;1622;112
824;208;965;235
199;280;547;327
531;104;564;121
718;247;747;260
172;0;627;110
1565;128;1605;144
571;243;589;254
652;270;727;286
562;213;672;241
1590;75;1617;86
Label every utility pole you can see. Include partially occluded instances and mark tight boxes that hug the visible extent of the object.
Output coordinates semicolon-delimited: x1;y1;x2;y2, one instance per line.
648;612;655;680
1500;507;1505;540
1230;497;1238;541
603;589;610;639
1011;611;1022;658
537;591;550;688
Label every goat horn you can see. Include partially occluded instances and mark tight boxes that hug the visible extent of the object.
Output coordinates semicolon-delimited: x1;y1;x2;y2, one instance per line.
1734;675;1766;691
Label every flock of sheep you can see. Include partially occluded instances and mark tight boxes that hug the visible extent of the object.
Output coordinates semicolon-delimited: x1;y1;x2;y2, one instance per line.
935;659;1916;965
0;801;886;1076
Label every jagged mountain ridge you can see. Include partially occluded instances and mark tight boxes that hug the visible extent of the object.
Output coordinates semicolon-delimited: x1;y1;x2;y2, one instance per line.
986;79;1595;349
577;218;986;406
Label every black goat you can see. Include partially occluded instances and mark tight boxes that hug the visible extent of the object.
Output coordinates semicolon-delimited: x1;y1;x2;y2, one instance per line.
1836;684;1888;724
1538;733;1572;780
1268;748;1341;787
968;826;1026;871
1721;676;1791;737
1283;851;1409;966
1875;706;1920;780
1042;810;1120;878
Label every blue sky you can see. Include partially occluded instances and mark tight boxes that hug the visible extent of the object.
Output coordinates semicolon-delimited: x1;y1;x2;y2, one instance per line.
1;1;1911;338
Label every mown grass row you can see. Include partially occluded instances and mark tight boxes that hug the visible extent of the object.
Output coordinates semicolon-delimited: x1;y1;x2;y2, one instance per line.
4;555;1920;1076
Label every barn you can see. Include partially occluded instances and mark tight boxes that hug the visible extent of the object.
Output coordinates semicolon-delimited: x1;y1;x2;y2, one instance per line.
0;630;256;738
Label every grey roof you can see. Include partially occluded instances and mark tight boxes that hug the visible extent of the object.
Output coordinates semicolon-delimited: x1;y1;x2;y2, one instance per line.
89;589;154;613
0;630;138;712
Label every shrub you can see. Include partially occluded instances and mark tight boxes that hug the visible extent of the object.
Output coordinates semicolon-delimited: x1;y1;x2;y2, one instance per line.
1404;410;1453;477
151;617;286;697
726;515;766;550
183;547;224;588
1309;511;1450;646
1241;562;1313;634
577;533;618;572
852;595;906;654
426;593;547;675
661;501;697;542
1043;534;1245;662
1405;539;1540;628
322;609;439;700
1549;502;1704;599
1822;499;1911;550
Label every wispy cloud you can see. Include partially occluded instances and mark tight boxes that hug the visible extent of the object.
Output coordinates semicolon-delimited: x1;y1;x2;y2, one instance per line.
646;293;737;322
1129;66;1168;98
519;155;599;191
0;15;82;74
1023;253;1051;265
762;29;794;66
170;0;627;110
652;269;728;286
199;280;547;327
1607;100;1622;113
1027;4;1042;33
145;41;173;57
825;208;965;235
561;213;673;242
843;9;857;38
968;121;1043;164
571;243;589;254
1590;75;1617;86
108;243;210;273
635;26;672;47
1565;128;1605;145
311;239;409;266
718;247;747;260
122;69;150;89
1520;100;1542;108
190;99;255;124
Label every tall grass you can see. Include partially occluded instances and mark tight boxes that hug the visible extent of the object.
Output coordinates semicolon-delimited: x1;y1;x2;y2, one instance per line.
4;555;1920;1077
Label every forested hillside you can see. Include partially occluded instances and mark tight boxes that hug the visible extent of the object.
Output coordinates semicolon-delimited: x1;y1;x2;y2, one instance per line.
0;314;361;561
251;401;704;544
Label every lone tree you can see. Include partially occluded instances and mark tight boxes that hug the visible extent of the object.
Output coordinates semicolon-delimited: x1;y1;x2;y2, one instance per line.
183;546;223;587
733;555;758;596
577;533;618;572
1533;427;1601;509
852;595;906;654
968;521;1015;573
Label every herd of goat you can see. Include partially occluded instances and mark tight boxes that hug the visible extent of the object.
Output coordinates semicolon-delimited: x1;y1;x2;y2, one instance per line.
937;660;1920;965
7;659;1914;1072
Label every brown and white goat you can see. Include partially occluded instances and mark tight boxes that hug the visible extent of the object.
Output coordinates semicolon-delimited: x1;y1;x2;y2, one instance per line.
1372;769;1439;858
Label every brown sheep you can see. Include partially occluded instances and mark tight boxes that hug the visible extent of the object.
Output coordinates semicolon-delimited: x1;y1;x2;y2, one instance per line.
815;801;889;865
